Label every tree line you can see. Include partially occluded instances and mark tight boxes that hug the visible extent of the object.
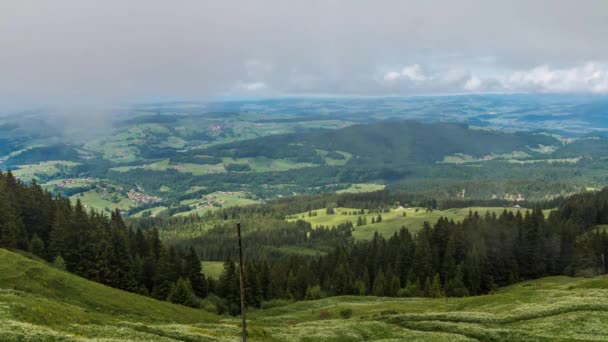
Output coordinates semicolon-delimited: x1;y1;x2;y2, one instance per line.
0;171;210;306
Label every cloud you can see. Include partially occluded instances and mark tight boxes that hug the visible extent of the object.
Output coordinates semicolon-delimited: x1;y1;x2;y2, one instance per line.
383;64;428;82
378;62;608;95
502;63;608;93
464;76;482;91
1;0;608;107
236;81;267;91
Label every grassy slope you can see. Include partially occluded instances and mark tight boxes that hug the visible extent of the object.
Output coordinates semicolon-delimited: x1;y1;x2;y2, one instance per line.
0;248;233;341
251;276;608;341
2;248;608;341
289;207;553;240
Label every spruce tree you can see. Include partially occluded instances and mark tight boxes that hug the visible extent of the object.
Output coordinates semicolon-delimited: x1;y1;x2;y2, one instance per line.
184;247;208;298
167;277;198;308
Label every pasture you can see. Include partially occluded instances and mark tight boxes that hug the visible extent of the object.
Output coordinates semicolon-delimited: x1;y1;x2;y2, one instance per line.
2;248;608;341
288;206;551;240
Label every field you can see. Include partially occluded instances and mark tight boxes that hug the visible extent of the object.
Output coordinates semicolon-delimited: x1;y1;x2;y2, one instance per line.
12;161;80;181
70;188;134;214
175;191;260;217
43;178;97;189
3;247;608;341
336;183;385;194
111;159;226;176
289;207;552;240
202;261;226;279
220;157;315;172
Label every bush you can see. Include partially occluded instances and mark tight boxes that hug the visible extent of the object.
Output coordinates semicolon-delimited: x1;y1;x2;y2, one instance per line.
319;309;332;319
167;278;199;308
305;285;326;300
53;255;66;270
339;308;353;319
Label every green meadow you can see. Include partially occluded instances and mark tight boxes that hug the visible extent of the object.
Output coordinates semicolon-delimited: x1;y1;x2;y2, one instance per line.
2;248;608;341
70;188;134;214
336;183;386;194
12;161;80;181
111;159;226;176
289;207;552;240
175;191;260;217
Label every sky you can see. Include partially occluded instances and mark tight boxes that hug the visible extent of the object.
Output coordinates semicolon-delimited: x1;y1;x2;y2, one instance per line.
1;0;608;109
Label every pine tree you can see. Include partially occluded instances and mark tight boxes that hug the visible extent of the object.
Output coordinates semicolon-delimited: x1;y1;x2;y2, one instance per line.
28;233;45;257
184;247;207;298
427;273;444;298
218;260;240;315
167;277;198;308
372;269;386;296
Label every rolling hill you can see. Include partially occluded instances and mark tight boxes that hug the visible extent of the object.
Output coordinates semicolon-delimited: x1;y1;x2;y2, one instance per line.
3;247;608;341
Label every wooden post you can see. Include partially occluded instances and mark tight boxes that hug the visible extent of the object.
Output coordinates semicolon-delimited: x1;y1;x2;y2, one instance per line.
236;222;247;342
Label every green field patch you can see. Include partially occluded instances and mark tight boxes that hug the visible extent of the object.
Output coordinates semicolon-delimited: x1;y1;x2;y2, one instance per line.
70;188;134;214
201;261;225;280
441;151;532;164
176;191;260;216
43;177;96;189
289;206;547;240
130;206;168;218
317;149;353;166
337;183;385;194
220;156;315;172
111;159;226;175
12;161;80;181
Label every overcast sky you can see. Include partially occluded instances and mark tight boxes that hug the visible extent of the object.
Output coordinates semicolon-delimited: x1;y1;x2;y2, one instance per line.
1;0;608;108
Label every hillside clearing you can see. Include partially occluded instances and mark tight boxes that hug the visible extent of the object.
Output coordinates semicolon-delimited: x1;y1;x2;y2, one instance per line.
288;206;553;240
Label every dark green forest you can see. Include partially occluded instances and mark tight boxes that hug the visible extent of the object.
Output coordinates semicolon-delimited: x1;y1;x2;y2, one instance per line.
2;169;608;315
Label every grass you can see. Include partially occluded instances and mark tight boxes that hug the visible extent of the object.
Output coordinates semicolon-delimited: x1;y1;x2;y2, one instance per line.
3;248;608;341
220;157;315;172
70;188;133;214
175;191;260;217
42;178;96;189
201;261;225;280
0;248;232;341
131;206;168;218
12;161;80;181
111;159;226;176
288;207;552;240
336;183;385;194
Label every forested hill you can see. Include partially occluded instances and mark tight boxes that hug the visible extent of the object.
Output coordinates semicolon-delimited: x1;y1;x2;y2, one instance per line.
201;121;559;164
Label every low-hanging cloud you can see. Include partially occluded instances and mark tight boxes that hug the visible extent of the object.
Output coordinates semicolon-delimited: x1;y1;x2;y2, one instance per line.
1;0;608;109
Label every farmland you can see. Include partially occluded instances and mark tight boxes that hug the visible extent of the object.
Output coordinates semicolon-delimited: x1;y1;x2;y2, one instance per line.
2;248;608;341
288;206;552;240
12;161;80;181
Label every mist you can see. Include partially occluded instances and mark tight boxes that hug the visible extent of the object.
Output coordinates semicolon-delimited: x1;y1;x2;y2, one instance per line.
1;0;608;112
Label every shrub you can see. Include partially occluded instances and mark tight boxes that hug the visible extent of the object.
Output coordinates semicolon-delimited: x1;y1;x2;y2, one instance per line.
339;308;353;319
319;309;332;319
167;278;199;308
305;285;326;300
53;255;66;270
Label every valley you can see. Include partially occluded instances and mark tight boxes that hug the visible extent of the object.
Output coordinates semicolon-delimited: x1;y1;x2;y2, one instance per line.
2;96;608;218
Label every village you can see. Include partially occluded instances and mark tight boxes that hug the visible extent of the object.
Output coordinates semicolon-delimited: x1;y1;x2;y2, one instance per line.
127;189;161;206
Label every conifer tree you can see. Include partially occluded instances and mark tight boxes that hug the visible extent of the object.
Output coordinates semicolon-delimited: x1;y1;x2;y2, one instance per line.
184;247;207;298
167;277;198;308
